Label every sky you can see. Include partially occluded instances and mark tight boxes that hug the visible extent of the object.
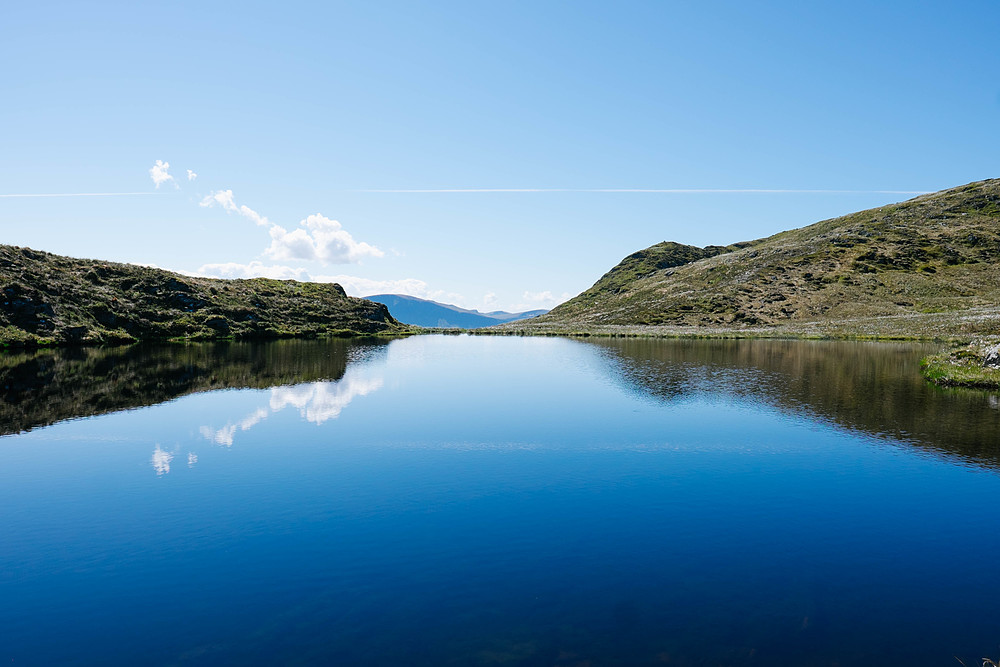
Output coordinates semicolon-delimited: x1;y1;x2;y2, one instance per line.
1;1;998;313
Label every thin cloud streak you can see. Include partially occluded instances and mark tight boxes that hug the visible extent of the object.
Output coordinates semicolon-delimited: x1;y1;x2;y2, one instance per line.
0;192;163;198
351;188;930;194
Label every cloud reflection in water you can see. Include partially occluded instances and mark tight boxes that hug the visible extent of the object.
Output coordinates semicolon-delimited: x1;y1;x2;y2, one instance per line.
199;369;383;449
269;375;384;425
151;445;173;475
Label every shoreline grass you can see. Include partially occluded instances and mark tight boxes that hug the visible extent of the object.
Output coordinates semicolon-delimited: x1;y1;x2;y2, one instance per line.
920;339;1000;389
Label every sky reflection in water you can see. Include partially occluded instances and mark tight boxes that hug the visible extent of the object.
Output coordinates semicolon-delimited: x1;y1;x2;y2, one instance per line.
2;335;1000;666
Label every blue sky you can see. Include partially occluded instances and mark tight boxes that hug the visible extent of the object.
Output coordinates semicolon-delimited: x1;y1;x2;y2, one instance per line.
2;1;998;312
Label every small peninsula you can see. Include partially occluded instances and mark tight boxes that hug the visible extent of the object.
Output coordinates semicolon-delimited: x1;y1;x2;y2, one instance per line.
0;245;404;347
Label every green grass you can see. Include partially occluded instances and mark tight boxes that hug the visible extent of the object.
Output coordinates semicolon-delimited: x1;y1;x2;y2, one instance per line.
510;178;1000;340
0;245;408;347
920;341;1000;389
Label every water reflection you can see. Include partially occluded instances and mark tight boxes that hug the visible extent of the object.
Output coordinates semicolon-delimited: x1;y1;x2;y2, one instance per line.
584;338;1000;468
268;372;384;425
197;368;384;450
151;444;172;475
7;335;1000;666
5;336;1000;472
200;407;271;447
0;339;389;436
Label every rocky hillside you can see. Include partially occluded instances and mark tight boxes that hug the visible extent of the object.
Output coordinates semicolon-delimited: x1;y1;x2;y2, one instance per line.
0;245;404;346
515;179;1000;338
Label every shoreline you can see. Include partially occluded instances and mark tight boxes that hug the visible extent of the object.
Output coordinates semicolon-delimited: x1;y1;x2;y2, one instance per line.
8;326;1000;391
920;340;1000;389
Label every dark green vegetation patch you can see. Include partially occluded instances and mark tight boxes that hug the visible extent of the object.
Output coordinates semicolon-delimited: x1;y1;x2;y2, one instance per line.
0;245;404;346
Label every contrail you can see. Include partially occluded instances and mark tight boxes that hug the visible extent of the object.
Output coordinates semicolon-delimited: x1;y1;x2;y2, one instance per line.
352;188;929;194
0;192;162;198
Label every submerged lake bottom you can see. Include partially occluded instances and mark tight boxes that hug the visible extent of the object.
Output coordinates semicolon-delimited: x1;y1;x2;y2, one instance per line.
3;335;1000;665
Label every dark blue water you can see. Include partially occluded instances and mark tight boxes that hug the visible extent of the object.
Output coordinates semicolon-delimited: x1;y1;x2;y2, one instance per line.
3;336;1000;665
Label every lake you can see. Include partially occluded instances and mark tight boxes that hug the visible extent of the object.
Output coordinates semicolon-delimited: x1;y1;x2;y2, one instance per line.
3;335;1000;666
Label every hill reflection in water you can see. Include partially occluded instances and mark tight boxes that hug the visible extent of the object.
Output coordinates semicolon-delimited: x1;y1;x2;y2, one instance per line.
4;336;999;470
584;337;1000;470
0;339;389;436
6;335;1000;665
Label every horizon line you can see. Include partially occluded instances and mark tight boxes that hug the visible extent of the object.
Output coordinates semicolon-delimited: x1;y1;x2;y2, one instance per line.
351;188;930;194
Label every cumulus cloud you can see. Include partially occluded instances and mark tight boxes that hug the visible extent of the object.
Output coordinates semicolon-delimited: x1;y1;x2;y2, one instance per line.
187;170;197;181
522;290;557;304
192;262;455;302
149;160;174;188
265;214;383;264
494;290;573;313
311;274;437;298
199;189;271;227
199;191;381;265
195;261;310;281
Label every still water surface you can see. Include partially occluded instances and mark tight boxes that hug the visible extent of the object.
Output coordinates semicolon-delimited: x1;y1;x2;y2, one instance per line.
3;336;1000;665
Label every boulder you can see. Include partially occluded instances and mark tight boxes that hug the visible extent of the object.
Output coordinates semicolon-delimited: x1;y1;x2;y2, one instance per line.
982;344;1000;368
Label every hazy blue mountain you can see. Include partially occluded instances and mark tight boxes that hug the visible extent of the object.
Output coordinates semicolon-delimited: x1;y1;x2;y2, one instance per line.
365;294;548;328
482;308;549;322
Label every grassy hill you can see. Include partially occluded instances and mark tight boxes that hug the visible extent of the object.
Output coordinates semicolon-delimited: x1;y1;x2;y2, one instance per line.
0;245;404;346
507;178;1000;339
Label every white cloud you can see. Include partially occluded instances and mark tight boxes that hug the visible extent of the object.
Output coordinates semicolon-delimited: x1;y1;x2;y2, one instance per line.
495;290;572;313
199;189;271;227
195;261;310;281
191;263;463;304
149;160;174;188
187;452;198;467
187;169;198;181
522;290;556;304
265;214;383;264
310;274;470;308
312;274;438;298
199;191;381;266
151;445;173;475
200;189;235;210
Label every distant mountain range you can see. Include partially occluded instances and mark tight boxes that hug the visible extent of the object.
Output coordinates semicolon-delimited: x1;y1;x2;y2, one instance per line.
364;294;547;328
